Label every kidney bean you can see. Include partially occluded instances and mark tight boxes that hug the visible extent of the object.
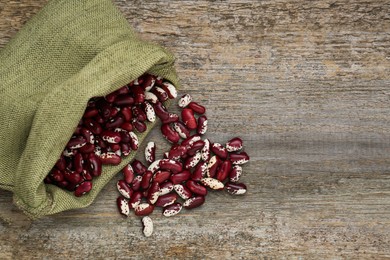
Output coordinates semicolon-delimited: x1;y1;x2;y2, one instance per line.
132;86;145;104
159;181;174;195
167;145;187;161
64;170;82;185
132;159;147;175
66;136;87;150
170;170;191;184
129;191;143;209
225;182;247;195
159;159;183;174
73;181;92;196
87;153;102;177
145;142;156;164
57;180;69;188
94;145;102;156
50;169;64;182
201;139;211;162
119;106;132;121
132;119;147;133
141;74;156;91
162;113;179;124
181;108;197;130
115;128;131;143
145;92;159;105
183;196;205;209
132;106;147;122
129;131;139;150
147;182;160;204
229;152;250;165
197;115;208;135
81;128;95;144
121;122;133;132
161;123;180;143
117;180;133;199
96;99;113;119
173;121;190;139
113;94;134;107
153;101;170;121
141;170;153;190
106;115;125;130
99;152;121;165
211;143;228;160
184;152;202;169
148;159;161;173
81;169;92;181
55;155;66;171
186;180;207;196
192;161;208;181
163;202;182;217
207;155;221;178
155;193;177;208
101;130;122;144
173;184;192;200
152;86;169;102
117;196;130;217
73;153;84;174
83;107;99;118
200;178;224;190
94;136;107;149
188;102;206;114
131;175;143;191
142;216;153;237
226;137;243;152
144;101;156;122
178;94;192;108
216;160;232;182
181;135;201;149
160;82;177;99
229;165;242;182
122;164;135;184
134;203;154;216
153;170;171;184
79;143;95;154
187;140;205;156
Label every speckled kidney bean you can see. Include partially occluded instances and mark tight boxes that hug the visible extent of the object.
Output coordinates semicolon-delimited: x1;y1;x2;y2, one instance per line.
181;134;201;149
161;123;180;143
144;142;156;164
197;115;208;135
129;131;139;150
170;170;191;184
117;180;133;199
66;136;87;150
200;178;224;190
141;171;153;190
167;145;187;161
207;155;221;178
101;130;122;144
159;159;183;174
99;152;121;165
131;175;143;191
178;94;192;108
226;137;243;152
201;139;211;162
152;86;169;102
173;121;190;139
147;159;161;173
186;140;205;156
132;106;147;122
229;165;242;182
129;191;143;209
142;216;153;237
174;184;192;200
192;161;208;181
229;152;250;165
143;102;156;122
184;152;202;169
145;92;159;104
117;196;130;216
211;143;228;160
225;182;247;195
183;196;205;209
155;193;178;208
163;202;182;217
161;82;177;99
147;182;160;204
162;113;179;124
159;181;174;195
134;203;154;216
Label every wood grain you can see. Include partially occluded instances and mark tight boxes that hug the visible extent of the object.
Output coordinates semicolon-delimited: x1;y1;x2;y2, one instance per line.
1;0;390;259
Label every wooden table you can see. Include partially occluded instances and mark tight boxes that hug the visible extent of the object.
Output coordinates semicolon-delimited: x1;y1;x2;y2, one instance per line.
1;0;390;258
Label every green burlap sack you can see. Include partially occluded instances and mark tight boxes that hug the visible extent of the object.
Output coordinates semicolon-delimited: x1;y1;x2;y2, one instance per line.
0;0;179;219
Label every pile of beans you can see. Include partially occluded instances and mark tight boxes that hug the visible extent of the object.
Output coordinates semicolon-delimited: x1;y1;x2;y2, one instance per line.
44;74;177;196
114;81;250;237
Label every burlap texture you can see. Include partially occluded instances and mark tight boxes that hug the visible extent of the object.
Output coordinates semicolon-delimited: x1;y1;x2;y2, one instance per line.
0;0;179;219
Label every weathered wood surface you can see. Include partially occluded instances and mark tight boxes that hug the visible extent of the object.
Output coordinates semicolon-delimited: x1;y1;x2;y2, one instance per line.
1;0;390;259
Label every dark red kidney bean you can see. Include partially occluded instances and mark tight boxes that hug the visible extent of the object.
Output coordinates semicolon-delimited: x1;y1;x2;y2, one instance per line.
183;196;205;209
226;137;243;152
153;101;169;121
131;175;142;191
55;155;66;171
153;170;171;184
102;130;122;144
57;180;69;188
197;115;208;135
141;74;156;91
81;128;95;144
188;102;206;114
159;181;174;195
181;135;201;149
170;170;191;184
132;85;145;104
87;153;102;177
81;170;93;181
187;140;205;156
216;160;232;182
74;181;92;197
201;139;211;162
96;99;112;119
211;143;228;160
132;119;147;133
66;136;87;150
105;115;125;129
159;159;183;174
74;125;82;135
144;101;156;122
181;108;197;130
163;202;182;217
64;170;82;185
122;164;135;184
121;143;131;156
50;169;64;182
184;152;201;169
155;193;178;208
160;82;177;99
186;180;207;196
207;155;221;178
131;159;147;175
229;165;242;182
79;143;95;154
129;131;139;150
162;113;179;124
116;85;130;95
229;152;250;165
145;92;159;104
161;124;180;143
141;171;153;190
109;107;120;118
178;94;192;108
173;122;190;139
73;153;84;174
134;203;155;216
94;136;107;149
145;142;156;163
129;191;143;208
117;196;130;216
113;94;135;106
173;184;192;200
99;152;121;165
147;182;160;204
120;107;133;121
167;145;187;161
94;114;105;124
151;86;169;102
105;91;119;103
83;107;99;118
132;106;147;122
225;182;247;195
200;178;224;190
117;180;133;199
192;161;208;181
121;122;133;132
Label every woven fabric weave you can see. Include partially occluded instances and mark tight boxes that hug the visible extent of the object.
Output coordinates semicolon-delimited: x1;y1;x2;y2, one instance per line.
0;0;179;219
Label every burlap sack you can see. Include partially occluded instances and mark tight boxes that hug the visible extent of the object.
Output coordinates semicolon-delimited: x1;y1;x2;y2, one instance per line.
0;0;179;219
